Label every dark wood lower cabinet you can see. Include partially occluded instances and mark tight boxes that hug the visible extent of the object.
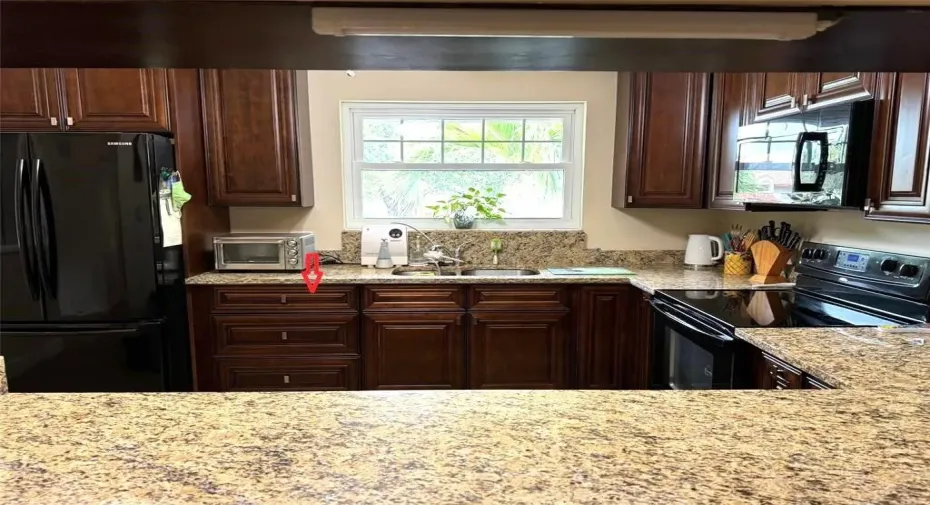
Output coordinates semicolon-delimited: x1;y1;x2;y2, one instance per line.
759;353;804;390
362;312;465;390
619;291;653;389
468;311;569;389
216;357;360;391
576;286;630;389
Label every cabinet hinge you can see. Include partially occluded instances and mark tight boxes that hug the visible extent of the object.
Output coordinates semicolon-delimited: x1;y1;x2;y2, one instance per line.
863;198;873;212
801;94;810;107
291;195;297;202
627;196;633;204
50;117;58;126
281;331;288;341
66;117;74;126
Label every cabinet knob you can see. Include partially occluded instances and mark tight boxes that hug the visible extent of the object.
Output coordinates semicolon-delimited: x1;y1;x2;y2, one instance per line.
281;331;288;341
283;375;290;384
50;117;58;126
280;295;286;304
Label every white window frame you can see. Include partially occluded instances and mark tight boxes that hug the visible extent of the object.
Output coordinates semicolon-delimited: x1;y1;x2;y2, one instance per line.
341;101;585;230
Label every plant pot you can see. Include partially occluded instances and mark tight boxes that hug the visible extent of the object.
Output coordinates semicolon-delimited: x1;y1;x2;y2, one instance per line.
452;210;475;229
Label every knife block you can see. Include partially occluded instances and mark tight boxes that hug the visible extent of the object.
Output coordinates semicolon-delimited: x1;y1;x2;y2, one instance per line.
749;240;792;284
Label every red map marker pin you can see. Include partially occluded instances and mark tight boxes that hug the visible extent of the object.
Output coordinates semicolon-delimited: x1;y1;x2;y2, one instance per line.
300;252;323;293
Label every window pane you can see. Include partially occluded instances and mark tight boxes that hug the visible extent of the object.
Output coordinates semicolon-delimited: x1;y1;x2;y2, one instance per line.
402;120;441;140
363;142;401;163
525;119;563;141
444;120;483;141
444;142;482;163
485;119;523;141
361;170;565;219
524;142;562;163
484;142;523;163
363;119;401;140
403;142;441;163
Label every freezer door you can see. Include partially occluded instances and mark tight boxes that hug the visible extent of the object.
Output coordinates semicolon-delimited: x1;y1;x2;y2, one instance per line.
0;133;44;322
0;323;166;392
28;133;163;322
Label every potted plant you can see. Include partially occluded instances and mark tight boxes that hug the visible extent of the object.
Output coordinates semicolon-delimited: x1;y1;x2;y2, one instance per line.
426;187;506;229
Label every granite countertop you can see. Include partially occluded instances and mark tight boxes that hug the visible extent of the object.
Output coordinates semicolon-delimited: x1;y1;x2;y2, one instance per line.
737;327;930;390
2;390;929;504
186;264;764;293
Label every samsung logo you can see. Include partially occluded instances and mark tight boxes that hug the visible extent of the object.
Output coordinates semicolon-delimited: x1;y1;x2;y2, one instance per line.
107;142;133;146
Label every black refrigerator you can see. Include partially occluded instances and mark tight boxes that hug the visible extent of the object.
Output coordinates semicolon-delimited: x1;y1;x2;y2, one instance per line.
0;132;191;392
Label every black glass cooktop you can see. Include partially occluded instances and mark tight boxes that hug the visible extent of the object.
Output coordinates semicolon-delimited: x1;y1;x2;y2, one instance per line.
658;289;914;329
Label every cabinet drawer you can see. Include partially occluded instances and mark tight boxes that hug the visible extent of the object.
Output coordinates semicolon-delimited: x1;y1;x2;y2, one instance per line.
213;285;358;312
468;285;568;311
363;286;465;311
212;313;359;356
216;357;360;391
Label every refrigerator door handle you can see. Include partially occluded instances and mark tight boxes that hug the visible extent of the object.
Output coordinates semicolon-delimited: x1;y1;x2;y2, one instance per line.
14;158;40;300
30;158;58;299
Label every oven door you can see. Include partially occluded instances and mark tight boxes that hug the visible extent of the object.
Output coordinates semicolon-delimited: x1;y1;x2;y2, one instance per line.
650;299;736;390
215;239;287;270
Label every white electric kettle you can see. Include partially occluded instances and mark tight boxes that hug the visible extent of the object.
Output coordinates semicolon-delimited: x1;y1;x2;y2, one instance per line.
685;234;724;268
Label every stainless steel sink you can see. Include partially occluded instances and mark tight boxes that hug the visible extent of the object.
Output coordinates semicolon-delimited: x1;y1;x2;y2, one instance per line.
391;270;458;277
459;268;540;276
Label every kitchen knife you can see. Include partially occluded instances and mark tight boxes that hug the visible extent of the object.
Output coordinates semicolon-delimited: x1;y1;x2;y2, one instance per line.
780;222;792;245
769;220;777;242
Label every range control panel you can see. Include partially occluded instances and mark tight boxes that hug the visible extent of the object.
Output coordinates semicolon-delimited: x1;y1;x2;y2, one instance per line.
800;242;929;285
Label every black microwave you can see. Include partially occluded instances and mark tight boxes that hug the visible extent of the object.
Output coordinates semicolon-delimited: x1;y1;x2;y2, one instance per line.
734;100;874;210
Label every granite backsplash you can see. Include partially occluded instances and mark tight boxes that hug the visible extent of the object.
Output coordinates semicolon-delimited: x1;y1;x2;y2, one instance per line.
322;231;684;267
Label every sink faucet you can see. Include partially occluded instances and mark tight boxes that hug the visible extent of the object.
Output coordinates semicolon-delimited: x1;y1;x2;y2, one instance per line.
391;222;464;269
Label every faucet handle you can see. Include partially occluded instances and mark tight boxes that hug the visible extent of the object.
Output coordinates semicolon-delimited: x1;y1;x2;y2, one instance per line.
453;245;465;259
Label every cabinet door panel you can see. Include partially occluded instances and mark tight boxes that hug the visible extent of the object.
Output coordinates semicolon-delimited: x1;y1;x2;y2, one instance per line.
805;72;875;110
201;69;299;206
0;68;62;131
61;69;169;131
576;286;630;389
216;357;359;391
363;312;465;389
747;72;803;122
469;311;568;389
759;353;803;390
706;73;750;210
625;73;708;208
212;313;359;356
867;73;930;223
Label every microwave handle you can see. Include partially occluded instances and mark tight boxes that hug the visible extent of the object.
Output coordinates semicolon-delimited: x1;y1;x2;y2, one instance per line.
793;131;829;192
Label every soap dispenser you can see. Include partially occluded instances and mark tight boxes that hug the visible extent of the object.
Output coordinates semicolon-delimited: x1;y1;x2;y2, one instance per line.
375;239;394;269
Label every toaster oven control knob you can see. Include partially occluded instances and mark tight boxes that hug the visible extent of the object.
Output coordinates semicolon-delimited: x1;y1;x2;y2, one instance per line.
286;239;297;247
288;249;298;257
288;258;298;265
880;259;899;274
900;264;920;277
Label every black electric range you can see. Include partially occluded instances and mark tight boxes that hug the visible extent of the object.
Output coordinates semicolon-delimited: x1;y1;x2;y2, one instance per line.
649;242;930;390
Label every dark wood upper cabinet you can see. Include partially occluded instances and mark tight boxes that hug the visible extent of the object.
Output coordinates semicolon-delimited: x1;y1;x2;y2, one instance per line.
620;72;709;209
867;73;930;224
0;68;63;131
747;72;804;122
60;68;170;131
201;69;311;206
363;312;465;390
706;73;751;210
805;72;876;110
468;311;568;389
575;286;630;389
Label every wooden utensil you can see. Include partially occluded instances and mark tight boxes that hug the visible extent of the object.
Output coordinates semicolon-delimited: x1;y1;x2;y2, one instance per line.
741;230;757;251
749;240;792;284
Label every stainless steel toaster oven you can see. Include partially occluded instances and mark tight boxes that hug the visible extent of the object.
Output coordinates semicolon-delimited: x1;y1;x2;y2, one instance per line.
213;233;316;271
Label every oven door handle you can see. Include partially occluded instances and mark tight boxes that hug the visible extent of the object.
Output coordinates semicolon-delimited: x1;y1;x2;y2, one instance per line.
650;300;733;343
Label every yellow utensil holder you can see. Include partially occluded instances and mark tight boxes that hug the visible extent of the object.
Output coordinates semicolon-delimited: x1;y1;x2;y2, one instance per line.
724;252;753;276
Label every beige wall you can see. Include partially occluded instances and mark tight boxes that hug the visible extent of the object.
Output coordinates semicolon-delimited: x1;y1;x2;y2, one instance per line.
722;211;930;256
230;70;721;250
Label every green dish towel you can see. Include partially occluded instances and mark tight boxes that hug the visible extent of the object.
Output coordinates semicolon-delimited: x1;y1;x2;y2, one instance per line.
547;267;635;275
171;179;192;215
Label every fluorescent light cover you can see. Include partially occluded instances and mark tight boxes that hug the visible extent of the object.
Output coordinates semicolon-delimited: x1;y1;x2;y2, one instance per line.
312;8;835;41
